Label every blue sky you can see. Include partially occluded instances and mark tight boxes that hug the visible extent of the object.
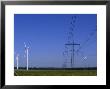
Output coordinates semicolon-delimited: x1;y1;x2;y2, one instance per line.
14;14;97;68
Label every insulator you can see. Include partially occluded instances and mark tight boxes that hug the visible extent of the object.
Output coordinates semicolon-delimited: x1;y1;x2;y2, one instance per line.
70;22;73;25
73;20;76;23
70;27;74;31
74;16;77;19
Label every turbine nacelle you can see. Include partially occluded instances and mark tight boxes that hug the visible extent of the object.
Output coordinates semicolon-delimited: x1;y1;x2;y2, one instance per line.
16;54;19;60
24;42;30;49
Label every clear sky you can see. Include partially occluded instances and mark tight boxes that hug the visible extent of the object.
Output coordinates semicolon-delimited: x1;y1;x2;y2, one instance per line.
14;14;97;68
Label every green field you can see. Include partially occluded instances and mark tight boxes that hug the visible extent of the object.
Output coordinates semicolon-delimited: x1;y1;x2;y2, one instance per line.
14;69;97;76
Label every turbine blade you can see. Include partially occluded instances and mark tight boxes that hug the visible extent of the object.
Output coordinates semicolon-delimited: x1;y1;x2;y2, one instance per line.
24;42;26;47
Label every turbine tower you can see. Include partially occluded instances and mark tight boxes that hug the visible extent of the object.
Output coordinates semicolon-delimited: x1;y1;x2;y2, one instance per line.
16;54;19;70
24;42;29;70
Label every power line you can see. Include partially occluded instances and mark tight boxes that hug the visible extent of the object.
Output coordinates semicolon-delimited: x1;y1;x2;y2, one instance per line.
76;28;96;53
63;16;96;68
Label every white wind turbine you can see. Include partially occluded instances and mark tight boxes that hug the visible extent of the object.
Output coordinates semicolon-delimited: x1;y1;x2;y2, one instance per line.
24;42;29;70
16;53;19;70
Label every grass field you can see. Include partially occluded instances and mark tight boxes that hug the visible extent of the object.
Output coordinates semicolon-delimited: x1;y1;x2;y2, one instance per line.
14;69;97;76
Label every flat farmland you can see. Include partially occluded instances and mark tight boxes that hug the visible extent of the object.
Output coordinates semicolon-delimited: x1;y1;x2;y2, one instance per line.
14;69;97;76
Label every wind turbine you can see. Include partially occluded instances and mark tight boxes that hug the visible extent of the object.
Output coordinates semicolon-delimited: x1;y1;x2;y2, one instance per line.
24;42;29;70
16;53;19;70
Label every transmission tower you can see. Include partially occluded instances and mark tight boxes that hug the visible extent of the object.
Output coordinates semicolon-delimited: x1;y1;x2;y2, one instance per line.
63;16;80;68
